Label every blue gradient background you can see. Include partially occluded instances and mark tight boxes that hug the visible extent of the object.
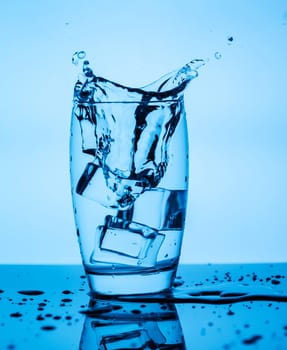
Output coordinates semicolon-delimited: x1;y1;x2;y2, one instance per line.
0;0;286;264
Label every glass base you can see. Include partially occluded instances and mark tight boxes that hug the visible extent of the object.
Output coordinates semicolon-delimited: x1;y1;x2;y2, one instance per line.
87;268;176;295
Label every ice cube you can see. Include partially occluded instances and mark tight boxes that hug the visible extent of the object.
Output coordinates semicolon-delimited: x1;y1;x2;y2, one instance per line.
100;228;148;259
100;329;151;350
132;188;187;230
90;216;164;267
79;171;144;209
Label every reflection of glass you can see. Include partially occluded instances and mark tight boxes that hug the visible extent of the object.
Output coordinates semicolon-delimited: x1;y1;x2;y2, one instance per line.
70;52;205;295
79;299;186;349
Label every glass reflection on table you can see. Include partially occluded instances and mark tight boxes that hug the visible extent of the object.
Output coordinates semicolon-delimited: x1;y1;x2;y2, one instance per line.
80;298;186;349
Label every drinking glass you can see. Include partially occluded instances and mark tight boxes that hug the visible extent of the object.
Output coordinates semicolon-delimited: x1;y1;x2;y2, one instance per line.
70;52;204;295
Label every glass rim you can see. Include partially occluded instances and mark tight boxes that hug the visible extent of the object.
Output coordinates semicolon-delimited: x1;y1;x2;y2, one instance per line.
73;99;182;105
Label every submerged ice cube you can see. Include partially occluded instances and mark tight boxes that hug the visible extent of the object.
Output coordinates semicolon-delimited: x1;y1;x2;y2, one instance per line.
100;329;151;350
90;216;164;267
101;229;147;258
132;188;187;230
77;165;146;209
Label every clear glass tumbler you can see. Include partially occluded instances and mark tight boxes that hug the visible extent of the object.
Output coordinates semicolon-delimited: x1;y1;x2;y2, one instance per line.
70;53;204;295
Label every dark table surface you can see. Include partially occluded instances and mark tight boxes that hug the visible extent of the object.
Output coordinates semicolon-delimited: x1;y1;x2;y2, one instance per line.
0;263;286;349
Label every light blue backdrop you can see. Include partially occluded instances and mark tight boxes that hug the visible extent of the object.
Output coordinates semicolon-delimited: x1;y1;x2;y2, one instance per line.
0;0;286;264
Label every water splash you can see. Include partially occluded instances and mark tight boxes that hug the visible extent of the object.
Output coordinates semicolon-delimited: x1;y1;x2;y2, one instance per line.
72;51;206;103
71;51;205;209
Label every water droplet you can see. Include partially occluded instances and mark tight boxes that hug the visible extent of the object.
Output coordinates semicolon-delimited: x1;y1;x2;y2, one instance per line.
131;309;141;314
36;315;45;321
72;53;79;65
78;51;86;59
227;36;234;45
173;280;184;288
10;312;22;318
61;298;72;303
18;290;44;296
72;51;86;66
214;52;222;60
41;325;56;331
62;290;74;295
271;279;280;285
38;302;47;307
242;335;263;345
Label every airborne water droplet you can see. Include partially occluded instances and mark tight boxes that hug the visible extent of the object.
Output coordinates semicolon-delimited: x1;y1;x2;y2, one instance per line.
214;52;222;60
72;53;78;65
227;36;234;45
72;51;86;65
77;51;86;59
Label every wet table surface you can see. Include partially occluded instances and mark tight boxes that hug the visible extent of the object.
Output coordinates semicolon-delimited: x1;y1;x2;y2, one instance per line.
0;263;286;349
